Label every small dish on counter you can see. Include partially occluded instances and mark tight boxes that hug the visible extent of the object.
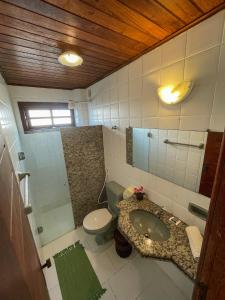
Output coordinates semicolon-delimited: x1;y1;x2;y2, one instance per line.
117;198;198;281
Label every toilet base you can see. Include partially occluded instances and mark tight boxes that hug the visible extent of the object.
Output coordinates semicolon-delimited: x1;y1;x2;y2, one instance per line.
95;218;117;245
95;233;111;245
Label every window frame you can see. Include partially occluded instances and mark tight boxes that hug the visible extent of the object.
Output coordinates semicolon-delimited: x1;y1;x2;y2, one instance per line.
18;101;75;134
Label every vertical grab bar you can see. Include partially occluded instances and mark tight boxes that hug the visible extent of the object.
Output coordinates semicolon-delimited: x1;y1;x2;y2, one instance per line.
18;172;32;215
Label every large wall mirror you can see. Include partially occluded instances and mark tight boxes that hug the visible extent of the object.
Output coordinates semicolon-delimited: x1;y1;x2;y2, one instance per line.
126;127;223;198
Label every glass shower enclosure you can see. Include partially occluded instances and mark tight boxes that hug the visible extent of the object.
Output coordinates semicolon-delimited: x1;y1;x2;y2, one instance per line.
22;130;74;246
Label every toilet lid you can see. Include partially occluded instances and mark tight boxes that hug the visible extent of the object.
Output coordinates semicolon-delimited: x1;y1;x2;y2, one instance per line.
83;208;112;231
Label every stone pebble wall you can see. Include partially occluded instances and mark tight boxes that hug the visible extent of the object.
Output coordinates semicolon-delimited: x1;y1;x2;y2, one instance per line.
61;125;105;227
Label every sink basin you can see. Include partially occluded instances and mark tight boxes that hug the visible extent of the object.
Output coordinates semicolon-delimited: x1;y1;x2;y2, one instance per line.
129;209;170;241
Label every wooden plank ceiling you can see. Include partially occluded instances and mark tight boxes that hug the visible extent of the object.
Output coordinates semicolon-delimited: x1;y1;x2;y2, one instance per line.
0;0;224;89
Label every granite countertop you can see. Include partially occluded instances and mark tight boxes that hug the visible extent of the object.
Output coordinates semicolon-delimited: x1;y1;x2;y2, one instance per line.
117;198;198;280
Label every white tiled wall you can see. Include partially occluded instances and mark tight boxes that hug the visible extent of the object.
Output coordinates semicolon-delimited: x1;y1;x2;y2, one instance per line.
0;75;24;173
74;102;89;126
72;89;89;126
133;128;207;193
89;10;225;132
9;86;89;129
89;10;225;233
148;129;207;192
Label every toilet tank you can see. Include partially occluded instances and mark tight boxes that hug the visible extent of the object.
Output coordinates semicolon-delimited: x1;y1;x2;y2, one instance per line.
106;181;124;217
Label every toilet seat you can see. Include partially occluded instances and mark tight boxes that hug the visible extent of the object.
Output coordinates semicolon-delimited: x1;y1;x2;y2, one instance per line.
83;208;112;234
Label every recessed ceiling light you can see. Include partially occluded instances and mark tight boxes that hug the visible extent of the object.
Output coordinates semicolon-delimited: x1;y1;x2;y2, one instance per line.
58;51;83;67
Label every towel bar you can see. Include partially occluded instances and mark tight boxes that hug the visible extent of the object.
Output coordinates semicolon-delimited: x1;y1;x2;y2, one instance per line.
164;139;204;149
18;172;32;215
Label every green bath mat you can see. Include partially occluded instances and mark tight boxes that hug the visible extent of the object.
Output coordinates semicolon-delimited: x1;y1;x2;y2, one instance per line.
54;241;106;300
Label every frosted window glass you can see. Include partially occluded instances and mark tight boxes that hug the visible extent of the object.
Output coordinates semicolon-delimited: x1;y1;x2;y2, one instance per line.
52;109;70;117
53;118;72;125
28;110;50;117
30;118;52;126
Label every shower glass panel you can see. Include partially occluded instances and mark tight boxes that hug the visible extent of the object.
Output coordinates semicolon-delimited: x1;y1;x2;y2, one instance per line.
23;130;74;246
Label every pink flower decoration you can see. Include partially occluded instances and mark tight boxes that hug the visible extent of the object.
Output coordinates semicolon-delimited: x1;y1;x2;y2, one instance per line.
134;186;144;194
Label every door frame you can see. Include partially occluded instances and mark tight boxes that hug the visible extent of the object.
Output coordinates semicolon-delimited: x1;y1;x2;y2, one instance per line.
193;130;225;299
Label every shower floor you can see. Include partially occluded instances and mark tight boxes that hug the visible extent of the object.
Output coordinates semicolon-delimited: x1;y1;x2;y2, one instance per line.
39;202;75;246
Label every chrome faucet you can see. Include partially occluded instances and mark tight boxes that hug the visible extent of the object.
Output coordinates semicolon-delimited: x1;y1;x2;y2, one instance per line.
155;206;165;218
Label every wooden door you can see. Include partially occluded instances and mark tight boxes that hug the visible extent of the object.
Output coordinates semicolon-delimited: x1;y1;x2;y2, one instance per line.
0;133;49;300
193;130;225;299
199;131;223;197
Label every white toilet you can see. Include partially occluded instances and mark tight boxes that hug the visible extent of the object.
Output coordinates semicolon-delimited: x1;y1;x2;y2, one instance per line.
83;181;124;244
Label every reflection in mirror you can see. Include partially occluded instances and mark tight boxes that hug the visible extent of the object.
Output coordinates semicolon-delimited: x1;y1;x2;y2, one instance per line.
126;127;133;166
126;128;223;197
133;128;150;172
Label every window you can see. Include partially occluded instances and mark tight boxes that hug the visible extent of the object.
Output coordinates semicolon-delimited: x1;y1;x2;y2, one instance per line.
18;102;75;133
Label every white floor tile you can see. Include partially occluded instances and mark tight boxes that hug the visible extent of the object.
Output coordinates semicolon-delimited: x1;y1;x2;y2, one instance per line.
155;260;193;299
101;281;116;300
42;243;56;260
130;254;162;282
42;227;83;259
134;259;187;300
48;284;62;300
108;258;153;300
106;241;137;273
74;226;112;253
162;278;187;300
43;263;58;290
84;233;113;255
136;283;168;300
52;234;78;256
87;251;116;284
43;227;192;300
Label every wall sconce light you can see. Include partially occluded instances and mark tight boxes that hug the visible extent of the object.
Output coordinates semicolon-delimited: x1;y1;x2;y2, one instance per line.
58;50;83;67
157;81;193;104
